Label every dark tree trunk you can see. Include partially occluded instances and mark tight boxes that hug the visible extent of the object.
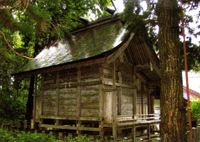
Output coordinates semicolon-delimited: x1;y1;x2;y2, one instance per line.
25;43;40;121
157;0;186;141
25;75;34;121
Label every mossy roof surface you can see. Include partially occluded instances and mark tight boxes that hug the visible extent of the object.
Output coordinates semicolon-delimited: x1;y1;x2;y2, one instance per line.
23;19;128;72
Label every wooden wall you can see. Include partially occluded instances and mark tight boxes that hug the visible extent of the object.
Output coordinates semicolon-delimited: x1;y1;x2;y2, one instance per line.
43;72;57;116
115;58;135;116
35;57;150;124
37;64;102;121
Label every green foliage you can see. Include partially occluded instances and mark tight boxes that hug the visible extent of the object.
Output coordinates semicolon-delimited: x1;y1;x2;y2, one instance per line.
0;0;111;123
123;0;200;71
190;97;200;118
0;129;62;142
0;91;27;122
181;41;200;71
122;0;158;47
0;129;91;142
67;135;90;142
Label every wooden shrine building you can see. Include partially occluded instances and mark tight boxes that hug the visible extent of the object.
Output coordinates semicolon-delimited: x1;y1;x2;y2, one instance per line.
13;15;161;141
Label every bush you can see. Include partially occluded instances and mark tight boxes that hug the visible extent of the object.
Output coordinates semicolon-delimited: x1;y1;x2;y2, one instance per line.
190;97;200;118
0;129;62;142
0;129;91;142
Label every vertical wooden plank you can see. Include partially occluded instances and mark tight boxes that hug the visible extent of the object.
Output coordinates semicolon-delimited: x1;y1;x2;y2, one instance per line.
99;65;104;141
141;82;144;115
56;71;60;116
147;124;151;141
118;72;122;115
99;65;103;120
151;95;155;114
132;126;136;142
77;67;81;136
33;75;37;121
112;61;117;142
136;79;140;117
133;75;137;117
147;88;151;115
40;74;44;118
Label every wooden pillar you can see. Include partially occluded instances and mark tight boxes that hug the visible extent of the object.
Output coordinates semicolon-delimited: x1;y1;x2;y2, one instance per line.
133;75;137;117
112;61;117;142
136;79;141;117
147;124;151;141
118;72;122;115
77;68;81;136
151;95;155;114
132;126;136;142
147;89;151;115
56;71;60;116
141;82;144;115
99;65;104;140
143;84;147;115
33;75;37;121
55;71;60;126
40;75;44;122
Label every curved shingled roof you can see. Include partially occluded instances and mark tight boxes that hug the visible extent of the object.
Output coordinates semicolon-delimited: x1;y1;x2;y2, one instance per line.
22;17;129;72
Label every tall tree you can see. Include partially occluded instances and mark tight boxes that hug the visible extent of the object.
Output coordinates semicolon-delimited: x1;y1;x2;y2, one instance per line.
0;0;111;121
156;0;186;141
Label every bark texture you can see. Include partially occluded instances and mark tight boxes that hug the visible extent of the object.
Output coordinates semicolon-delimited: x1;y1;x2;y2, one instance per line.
157;0;186;141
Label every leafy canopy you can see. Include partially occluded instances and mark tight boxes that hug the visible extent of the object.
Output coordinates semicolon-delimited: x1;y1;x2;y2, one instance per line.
122;0;200;71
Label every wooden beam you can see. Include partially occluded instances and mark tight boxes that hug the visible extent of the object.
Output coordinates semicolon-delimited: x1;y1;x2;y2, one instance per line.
43;80;102;90
13;57;106;79
103;88;119;92
40;124;101;131
142;43;161;77
134;63;150;69
40;115;101;121
106;33;135;64
136;72;147;83
147;80;161;88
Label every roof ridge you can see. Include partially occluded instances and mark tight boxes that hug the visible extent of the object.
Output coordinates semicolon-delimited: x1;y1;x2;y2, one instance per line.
183;86;200;96
71;15;120;34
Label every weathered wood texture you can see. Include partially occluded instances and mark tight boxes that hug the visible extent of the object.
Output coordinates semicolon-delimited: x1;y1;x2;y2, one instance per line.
35;94;41;121
121;88;134;115
36;56;151;142
40;64;101;119
81;65;100;117
59;88;78;117
81;85;99;117
116;58;135;116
